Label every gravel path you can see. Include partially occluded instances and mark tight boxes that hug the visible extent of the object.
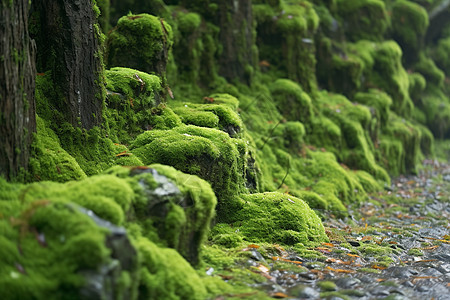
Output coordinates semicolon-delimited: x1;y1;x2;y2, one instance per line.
233;160;450;299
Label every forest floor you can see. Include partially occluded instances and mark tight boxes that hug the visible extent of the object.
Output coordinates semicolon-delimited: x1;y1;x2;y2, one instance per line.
211;159;450;300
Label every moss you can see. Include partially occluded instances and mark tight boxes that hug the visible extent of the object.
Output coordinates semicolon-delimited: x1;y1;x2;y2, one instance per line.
318;281;338;291
172;101;243;137
255;1;319;91
316;92;389;182
408;247;424;256
294;190;328;210
359;41;413;118
380;113;422;174
414;53;445;89
0;195;117;299
269;79;313;123
130;125;250;220
104;67;163;143
391;0;429;64
354;170;382;193
336;0;388;41
432;36;450;75
106;13;173;77
353;89;392;130
230;192;328;244
28;117;87;182
177;12;202;34
136;237;208;300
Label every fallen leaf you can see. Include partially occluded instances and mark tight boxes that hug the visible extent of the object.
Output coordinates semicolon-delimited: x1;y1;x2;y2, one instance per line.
347;253;360;258
247;244;260;249
322;242;335;247
271;292;289;298
372;264;387;270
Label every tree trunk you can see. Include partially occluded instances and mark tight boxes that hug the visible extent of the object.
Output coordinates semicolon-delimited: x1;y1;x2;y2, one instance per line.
0;0;36;180
217;0;256;84
31;0;104;130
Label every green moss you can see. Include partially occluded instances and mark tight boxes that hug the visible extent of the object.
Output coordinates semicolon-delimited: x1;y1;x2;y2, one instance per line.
353;89;392;130
0;196;116;299
391;0;429;63
294;190;328;210
414;53;445;88
359;41;413;117
136;237;208;300
408;72;426;103
231;192;328;244
130;125;250;220
432;36;450;75
270;79;313;123
172;100;243;137
29;117;87;182
336;0;388;41
106;14;173;76
380;113;422;174
105;67;163;143
316;92;389;182
177;12;202;34
318;280;338;291
408;247;424;256
255;1;319;91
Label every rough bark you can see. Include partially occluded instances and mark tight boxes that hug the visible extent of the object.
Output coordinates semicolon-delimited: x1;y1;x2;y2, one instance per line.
31;0;104;130
0;0;36;179
217;0;256;84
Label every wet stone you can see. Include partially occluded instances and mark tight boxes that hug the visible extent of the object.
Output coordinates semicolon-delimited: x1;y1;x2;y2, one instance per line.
335;277;361;289
370;286;390;296
299;272;317;280
289;284;319;298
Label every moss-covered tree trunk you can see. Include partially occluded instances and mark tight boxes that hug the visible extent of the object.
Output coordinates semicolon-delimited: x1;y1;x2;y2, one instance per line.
217;0;256;84
30;0;104;130
0;0;36;179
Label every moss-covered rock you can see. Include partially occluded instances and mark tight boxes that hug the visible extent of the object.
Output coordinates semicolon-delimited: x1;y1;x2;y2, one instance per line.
270;78;314;123
106;14;173;79
136;237;208;300
104;67;166;143
391;0;429;64
230;192;328;245
130;125;252;220
254;1;319;92
336;0;389;42
29;117;87;182
0;184;138;299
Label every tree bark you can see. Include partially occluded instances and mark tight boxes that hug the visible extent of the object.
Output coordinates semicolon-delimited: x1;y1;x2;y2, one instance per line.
217;0;256;84
31;0;104;130
0;0;36;179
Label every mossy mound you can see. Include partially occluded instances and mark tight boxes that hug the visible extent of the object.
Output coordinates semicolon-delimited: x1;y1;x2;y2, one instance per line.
106;13;173;77
336;0;388;42
0;184;138;299
315;92;390;182
391;0;429;64
28;117;87;182
230;192;328;245
104;67;166;143
136;237;208;300
172;100;243;137
130;125;251;220
379;114;423;175
269;78;314;123
254;0;319;92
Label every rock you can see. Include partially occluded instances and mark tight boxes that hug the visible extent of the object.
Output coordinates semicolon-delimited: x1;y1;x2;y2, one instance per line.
289;284;320;299
335;277;361;289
